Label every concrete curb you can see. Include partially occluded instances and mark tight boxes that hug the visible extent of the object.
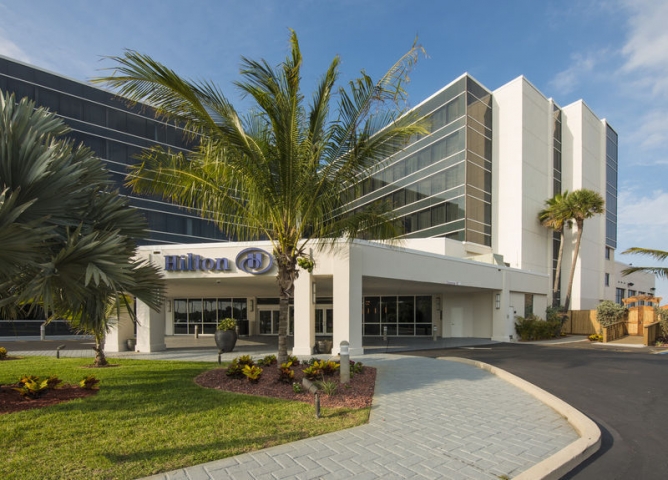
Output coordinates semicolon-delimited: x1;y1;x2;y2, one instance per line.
441;357;601;480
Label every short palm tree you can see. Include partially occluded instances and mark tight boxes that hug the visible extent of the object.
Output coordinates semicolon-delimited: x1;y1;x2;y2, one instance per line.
621;248;668;280
563;188;605;310
0;92;165;365
539;191;571;308
96;31;427;362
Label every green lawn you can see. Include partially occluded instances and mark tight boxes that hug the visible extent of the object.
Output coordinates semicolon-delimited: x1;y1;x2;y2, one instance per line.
0;356;369;480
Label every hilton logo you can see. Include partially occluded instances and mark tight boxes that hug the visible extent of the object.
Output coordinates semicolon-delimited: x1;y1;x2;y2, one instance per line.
235;248;273;274
164;248;273;275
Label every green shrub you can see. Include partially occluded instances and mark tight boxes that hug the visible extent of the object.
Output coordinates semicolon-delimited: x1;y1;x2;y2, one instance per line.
242;365;263;383
588;334;603;342
287;355;300;366
303;363;323;380
278;361;295;383
317;379;338;396
655;306;668;337
217;318;236;331
14;375;53;399
235;355;255;366
0;346;7;359
257;355;277;366
225;360;245;378
596;301;626;328
546;306;568;325
79;375;100;390
292;382;303;393
321;360;340;376
515;315;562;341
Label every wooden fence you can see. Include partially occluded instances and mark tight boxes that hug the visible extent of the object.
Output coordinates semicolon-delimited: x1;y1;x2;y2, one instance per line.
602;321;627;342
561;310;600;335
644;322;661;346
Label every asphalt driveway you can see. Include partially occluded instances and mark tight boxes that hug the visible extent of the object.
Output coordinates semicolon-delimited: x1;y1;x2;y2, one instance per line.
403;341;668;480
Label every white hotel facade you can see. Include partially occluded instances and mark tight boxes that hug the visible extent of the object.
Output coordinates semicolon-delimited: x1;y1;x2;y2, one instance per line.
115;74;653;355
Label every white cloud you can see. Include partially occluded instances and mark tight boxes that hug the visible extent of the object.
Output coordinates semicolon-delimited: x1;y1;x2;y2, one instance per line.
0;28;30;63
617;189;668;250
548;52;598;95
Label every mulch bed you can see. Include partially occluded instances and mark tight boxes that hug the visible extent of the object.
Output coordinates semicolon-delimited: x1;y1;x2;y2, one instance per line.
195;363;376;410
0;384;98;415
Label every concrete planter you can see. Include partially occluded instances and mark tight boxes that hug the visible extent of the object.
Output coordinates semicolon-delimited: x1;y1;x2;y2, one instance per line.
215;329;237;352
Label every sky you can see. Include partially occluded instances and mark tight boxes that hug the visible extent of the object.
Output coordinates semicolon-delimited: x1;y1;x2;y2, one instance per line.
1;0;667;299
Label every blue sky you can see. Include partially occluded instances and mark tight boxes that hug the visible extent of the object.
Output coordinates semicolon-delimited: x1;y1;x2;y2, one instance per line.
1;0;667;298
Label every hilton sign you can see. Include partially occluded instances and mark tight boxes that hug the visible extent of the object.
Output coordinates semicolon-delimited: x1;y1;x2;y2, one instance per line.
164;248;274;275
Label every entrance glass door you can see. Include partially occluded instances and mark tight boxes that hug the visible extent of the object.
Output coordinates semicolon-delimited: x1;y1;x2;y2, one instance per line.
258;307;293;335
315;306;333;335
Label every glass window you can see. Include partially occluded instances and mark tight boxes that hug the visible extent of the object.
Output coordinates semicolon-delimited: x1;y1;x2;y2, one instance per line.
381;297;397;323
83;102;106;125
467;127;492;160
364;297;380;323
416;296;432;323
605;273;611;287
398;296;414;323
217;298;233;319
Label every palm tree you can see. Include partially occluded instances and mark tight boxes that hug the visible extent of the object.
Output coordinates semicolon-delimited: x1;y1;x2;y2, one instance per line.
563;188;605;310
621;248;668;279
539;191;571;308
0;92;165;365
96;31;427;362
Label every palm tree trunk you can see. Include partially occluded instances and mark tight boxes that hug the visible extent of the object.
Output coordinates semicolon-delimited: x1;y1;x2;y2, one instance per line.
564;224;584;311
94;332;108;367
275;249;298;364
553;229;565;308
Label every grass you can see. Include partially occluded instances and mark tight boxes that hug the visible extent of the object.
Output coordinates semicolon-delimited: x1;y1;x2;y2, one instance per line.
0;356;370;480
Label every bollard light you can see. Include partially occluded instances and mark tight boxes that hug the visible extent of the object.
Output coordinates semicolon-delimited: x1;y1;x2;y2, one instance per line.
340;340;350;384
56;344;66;359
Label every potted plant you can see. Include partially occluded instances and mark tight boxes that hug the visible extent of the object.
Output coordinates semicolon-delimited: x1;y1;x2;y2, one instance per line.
215;318;237;352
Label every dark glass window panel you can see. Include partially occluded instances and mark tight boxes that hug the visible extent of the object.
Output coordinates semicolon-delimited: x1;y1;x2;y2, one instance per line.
467;127;492;160
418;209;431;230
466;228;490;246
553;149;561;171
467;94;492;130
6;78;35;101
446;129;464;157
127;114;147;137
188;299;202;322
416;296;432;323
417;148;431;170
108;109;126;130
447;95;465;124
398;324;414;335
217;298;233;319
431;171;446;194
234;299;247;320
467;77;489;100
466;195;491;224
446;197;465;222
405;187;417;205
381;296;397;323
174;299;188;324
109;142;127;164
36;87;60;111
398;296;414;323
405;155;418;175
445;230;465;241
466;162;491;193
417;178;431;200
364;324;380;335
203;298;217;322
83;102;106;125
154;122;167;143
384;324;398;335
431;204;446;225
59;96;83;120
445;163;465;190
364;297;380;323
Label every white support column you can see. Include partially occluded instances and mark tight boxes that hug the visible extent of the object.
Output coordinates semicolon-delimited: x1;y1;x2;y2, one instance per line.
492;270;513;342
136;299;167;352
333;245;364;356
293;271;315;356
105;306;134;352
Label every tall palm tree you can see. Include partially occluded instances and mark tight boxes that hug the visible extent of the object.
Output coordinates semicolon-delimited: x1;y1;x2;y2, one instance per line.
539;191;571;308
621;248;668;279
0;92;165;365
563;188;605;310
96;31;427;362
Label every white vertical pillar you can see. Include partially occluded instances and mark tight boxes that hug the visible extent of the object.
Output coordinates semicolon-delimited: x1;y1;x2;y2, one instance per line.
333;244;363;356
492;270;513;341
136;299;166;352
105;306;134;352
293;271;315;356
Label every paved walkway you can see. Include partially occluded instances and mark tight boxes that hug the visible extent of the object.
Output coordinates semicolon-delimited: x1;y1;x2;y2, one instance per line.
5;340;589;479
